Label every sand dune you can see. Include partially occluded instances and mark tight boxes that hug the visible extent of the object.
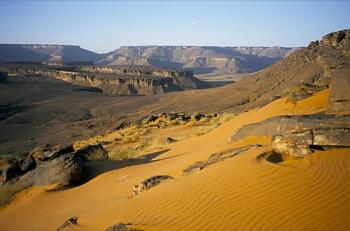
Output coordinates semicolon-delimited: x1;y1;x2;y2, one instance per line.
1;89;350;231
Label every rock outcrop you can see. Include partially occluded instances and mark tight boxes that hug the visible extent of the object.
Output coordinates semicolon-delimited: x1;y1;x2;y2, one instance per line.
183;145;261;175
328;64;350;113
31;153;83;186
0;156;36;184
0;64;207;95
132;175;173;196
56;216;79;231
1;145;83;186
105;223;140;231
231;115;350;157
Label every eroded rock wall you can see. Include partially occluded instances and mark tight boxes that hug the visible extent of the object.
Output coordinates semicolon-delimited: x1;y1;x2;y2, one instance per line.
0;65;206;95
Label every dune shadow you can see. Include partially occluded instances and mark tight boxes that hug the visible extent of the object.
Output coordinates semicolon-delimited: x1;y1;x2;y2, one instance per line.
79;149;173;184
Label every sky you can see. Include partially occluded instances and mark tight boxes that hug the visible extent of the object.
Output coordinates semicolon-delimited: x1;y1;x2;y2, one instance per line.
0;0;349;53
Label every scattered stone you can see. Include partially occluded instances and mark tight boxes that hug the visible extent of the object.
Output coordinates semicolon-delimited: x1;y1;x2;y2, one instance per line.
75;144;108;161
140;114;158;124
183;145;261;175
56;216;78;231
18;155;36;172
193;112;205;121
164;137;177;145
132;175;173;196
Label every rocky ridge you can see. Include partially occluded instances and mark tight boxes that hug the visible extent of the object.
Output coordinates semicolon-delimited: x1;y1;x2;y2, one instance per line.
228;29;350;157
0;64;207;95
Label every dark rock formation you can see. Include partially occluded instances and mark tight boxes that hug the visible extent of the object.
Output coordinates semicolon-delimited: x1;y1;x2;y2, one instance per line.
56;216;78;231
32;153;83;186
30;144;75;163
231;115;350;157
0;156;36;184
1;145;83;187
132;175;173;196
183;145;260;176
105;223;141;231
105;223;129;231
75;144;108;161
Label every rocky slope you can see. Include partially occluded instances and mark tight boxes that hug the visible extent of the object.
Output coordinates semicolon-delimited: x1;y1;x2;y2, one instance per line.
0;29;348;157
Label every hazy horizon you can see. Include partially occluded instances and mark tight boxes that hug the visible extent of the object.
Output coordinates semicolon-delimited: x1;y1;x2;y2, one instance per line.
1;0;350;53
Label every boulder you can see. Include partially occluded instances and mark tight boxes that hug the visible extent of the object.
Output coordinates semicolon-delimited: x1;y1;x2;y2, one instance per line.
30;144;74;163
0;156;36;184
33;153;83;186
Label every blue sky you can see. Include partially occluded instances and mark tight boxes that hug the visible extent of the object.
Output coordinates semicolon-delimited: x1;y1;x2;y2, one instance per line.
0;1;349;53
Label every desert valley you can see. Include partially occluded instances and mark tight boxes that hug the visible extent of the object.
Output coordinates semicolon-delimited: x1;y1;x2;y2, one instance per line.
0;1;350;231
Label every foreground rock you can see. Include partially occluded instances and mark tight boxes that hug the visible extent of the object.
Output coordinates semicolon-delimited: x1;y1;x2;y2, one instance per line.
0;155;36;184
31;153;83;186
132;175;173;196
56;216;78;231
0;144;85;206
105;223;142;231
183;145;261;175
231;114;350;156
328;64;350;113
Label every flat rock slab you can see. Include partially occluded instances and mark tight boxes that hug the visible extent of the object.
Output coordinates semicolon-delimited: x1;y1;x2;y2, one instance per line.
231;114;350;156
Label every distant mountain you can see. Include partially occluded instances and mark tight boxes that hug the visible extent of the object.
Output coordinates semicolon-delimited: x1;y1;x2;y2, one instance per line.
0;44;104;63
99;46;299;74
0;44;300;74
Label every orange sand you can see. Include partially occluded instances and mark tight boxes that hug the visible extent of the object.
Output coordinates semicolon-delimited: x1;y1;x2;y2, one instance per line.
1;89;350;231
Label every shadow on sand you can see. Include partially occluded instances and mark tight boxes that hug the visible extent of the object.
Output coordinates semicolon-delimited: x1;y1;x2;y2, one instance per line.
79;149;173;184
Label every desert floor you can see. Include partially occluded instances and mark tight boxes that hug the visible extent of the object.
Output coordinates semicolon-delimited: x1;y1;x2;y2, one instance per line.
1;89;350;231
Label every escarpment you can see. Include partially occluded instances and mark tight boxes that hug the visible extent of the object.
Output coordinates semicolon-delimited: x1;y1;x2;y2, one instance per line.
0;64;207;95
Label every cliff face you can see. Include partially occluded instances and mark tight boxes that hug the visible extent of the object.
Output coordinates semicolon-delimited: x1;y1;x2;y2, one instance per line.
0;44;298;75
0;64;206;95
99;46;299;74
